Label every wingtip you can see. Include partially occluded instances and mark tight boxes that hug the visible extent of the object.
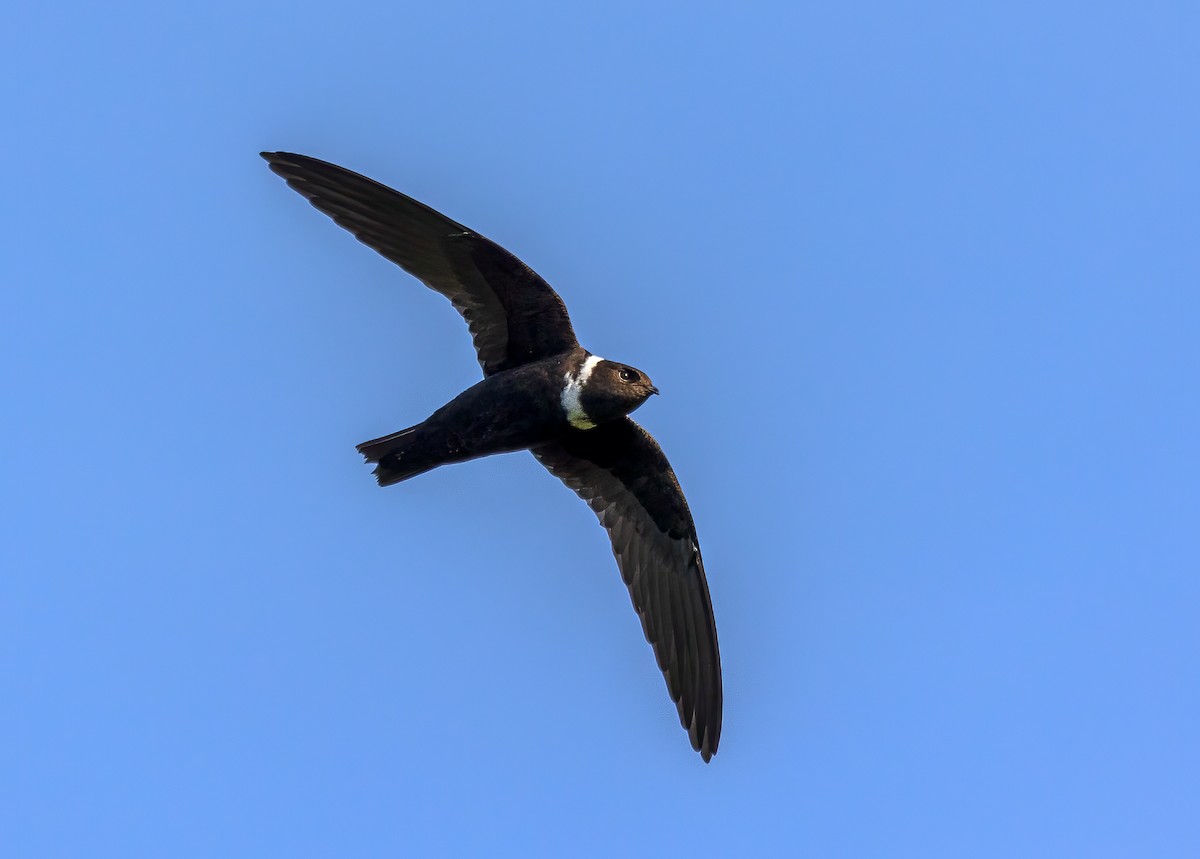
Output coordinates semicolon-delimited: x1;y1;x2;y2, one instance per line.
688;705;720;763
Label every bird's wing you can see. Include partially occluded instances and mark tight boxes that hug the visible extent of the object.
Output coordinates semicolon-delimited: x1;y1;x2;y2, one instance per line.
262;152;579;375
531;419;722;761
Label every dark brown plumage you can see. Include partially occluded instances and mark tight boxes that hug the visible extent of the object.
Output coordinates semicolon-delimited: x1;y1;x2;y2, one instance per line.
262;152;722;761
533;421;721;760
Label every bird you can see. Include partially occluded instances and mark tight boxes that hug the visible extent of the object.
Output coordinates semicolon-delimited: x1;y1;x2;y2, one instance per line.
262;152;722;761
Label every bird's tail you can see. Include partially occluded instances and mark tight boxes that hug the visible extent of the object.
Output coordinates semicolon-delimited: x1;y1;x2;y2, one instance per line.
356;425;438;486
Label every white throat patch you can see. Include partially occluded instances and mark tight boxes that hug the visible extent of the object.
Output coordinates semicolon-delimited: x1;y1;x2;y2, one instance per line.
561;354;604;430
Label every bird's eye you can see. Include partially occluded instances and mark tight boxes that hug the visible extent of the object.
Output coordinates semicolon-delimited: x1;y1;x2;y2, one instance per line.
618;368;640;383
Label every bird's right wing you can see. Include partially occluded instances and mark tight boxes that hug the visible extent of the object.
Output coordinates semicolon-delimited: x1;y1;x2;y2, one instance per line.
262;152;579;375
532;419;722;761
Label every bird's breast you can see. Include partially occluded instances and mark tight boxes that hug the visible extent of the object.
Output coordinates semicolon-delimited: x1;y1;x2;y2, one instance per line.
425;359;576;457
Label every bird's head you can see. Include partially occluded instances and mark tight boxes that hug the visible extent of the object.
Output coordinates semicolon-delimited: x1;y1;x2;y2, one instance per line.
573;358;659;426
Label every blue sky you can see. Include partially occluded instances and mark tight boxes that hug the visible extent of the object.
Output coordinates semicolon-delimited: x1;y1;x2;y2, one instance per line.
3;1;1197;856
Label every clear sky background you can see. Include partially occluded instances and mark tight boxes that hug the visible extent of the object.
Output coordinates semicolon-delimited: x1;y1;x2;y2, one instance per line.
3;2;1197;856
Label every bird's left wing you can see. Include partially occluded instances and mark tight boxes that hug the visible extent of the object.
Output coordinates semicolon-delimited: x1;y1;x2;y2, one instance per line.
531;419;722;761
261;152;578;375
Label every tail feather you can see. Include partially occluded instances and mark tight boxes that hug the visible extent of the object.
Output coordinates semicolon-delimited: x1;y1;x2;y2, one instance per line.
356;425;436;486
356;426;418;462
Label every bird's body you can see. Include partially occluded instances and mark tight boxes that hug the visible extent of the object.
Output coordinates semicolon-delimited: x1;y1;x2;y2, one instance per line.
358;348;656;485
262;152;722;761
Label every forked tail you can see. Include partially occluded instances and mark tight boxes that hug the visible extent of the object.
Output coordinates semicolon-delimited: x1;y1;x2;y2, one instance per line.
356;425;437;486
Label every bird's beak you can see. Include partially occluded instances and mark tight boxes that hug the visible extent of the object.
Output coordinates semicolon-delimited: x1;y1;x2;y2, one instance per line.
648;385;660;396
